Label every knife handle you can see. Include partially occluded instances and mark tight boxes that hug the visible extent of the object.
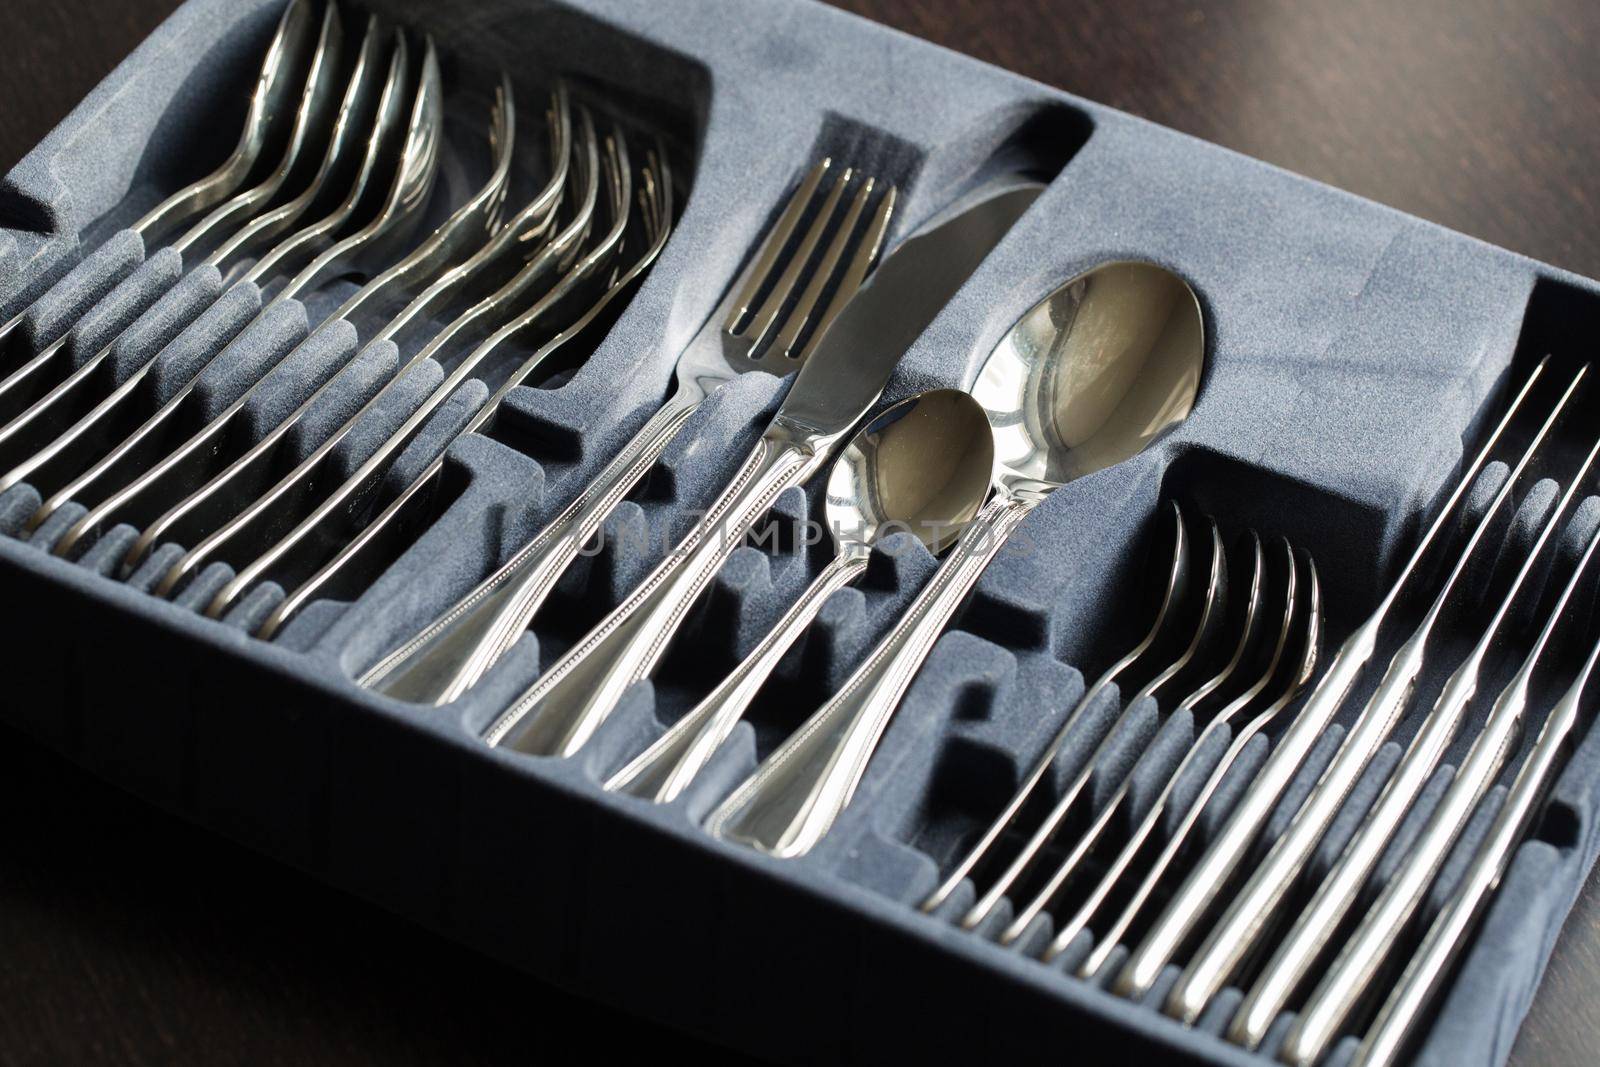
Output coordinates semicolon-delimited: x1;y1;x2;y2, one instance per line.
705;490;1033;859
484;427;818;757
361;392;703;703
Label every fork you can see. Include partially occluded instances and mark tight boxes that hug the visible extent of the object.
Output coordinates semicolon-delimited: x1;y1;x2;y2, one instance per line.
0;0;349;457
190;113;625;620
1155;364;1589;1025
3;25;444;539
0;0;319;350
253;144;674;639
1068;545;1320;977
356;158;891;703
1112;359;1566;1003
958;514;1230;937
1259;428;1600;1063
79;82;549;578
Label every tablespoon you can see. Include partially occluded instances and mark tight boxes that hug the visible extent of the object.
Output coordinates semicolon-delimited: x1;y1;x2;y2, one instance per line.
606;387;994;804
706;260;1205;859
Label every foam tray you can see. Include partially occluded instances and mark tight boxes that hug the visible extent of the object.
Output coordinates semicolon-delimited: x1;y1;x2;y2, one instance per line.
4;1;1600;1064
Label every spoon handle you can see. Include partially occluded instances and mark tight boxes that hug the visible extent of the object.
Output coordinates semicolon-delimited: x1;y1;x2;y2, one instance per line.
606;549;869;804
483;429;821;757
360;392;703;704
705;491;1035;859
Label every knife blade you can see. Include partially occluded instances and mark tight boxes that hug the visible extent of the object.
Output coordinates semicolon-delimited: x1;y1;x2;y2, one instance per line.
775;181;1042;437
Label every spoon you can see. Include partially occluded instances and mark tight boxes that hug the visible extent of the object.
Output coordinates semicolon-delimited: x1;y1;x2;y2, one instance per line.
705;260;1205;858
606;388;994;804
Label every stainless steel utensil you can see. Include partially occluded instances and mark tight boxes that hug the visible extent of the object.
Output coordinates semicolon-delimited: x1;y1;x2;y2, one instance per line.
135;97;587;595
1275;442;1600;1065
0;18;443;520
0;0;349;459
1353;595;1600;1067
919;501;1195;916
360;157;896;705
972;517;1230;939
1152;365;1588;1024
605;387;993;804
0;0;319;351
254;140;674;639
194;111;624;619
482;179;1042;760
706;259;1205;859
1112;358;1564;1002
33;26;441;549
115;75;523;579
996;529;1269;946
1066;544;1320;977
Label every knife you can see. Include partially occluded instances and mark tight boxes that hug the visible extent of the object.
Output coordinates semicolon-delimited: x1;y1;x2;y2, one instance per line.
483;178;1043;757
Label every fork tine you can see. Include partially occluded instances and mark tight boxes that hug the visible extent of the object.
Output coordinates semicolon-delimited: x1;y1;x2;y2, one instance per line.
795;184;894;362
771;176;876;360
725;158;831;331
742;167;853;347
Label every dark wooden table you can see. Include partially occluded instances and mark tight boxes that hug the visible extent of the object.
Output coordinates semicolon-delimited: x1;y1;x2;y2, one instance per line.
2;1;1599;1063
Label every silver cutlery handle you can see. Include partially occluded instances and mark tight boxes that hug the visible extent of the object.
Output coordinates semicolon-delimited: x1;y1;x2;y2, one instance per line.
1355;679;1584;1067
1114;617;1378;1000
1231;649;1486;1048
484;429;819;757
706;491;1034;859
362;392;702;703
1156;630;1423;1020
607;550;868;803
1280;673;1523;1066
922;659;1125;915
1071;717;1249;976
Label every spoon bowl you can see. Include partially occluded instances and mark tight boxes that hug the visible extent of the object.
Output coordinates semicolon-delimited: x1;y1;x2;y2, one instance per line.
974;260;1203;493
825;387;995;558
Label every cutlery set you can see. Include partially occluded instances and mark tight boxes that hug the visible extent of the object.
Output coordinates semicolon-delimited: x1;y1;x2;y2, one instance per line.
3;2;1598;1065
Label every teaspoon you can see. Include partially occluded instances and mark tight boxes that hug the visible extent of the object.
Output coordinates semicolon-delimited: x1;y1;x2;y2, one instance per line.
606;388;994;804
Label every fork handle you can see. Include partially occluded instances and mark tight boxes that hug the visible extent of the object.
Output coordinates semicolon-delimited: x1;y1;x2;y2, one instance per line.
1114;618;1383;1001
484;427;821;757
705;490;1035;859
363;392;702;703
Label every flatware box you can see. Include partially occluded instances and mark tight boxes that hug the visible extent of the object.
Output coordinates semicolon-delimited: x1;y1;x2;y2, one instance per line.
2;1;1598;1063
